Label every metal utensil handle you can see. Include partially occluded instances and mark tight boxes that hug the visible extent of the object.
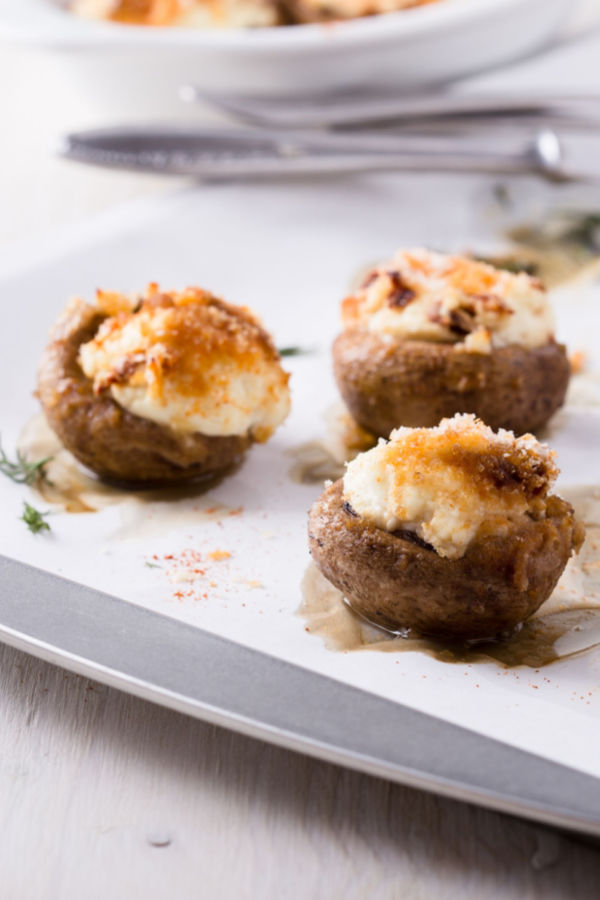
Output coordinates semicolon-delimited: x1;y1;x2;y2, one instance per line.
59;127;563;181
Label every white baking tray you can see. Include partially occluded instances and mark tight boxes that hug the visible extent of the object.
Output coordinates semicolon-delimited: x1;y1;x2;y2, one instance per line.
1;172;600;831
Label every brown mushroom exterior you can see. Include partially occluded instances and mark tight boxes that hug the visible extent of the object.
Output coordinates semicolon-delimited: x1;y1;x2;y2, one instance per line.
333;330;570;437
37;299;257;485
308;480;584;640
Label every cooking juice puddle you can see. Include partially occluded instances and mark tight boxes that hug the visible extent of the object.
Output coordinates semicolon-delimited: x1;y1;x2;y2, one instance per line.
300;487;600;669
288;406;377;486
300;563;600;669
18;415;241;533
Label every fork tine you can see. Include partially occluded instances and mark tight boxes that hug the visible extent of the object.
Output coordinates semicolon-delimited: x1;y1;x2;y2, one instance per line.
181;85;600;130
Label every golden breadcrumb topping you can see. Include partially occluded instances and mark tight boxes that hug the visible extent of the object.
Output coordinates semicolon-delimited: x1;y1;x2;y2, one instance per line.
341;248;554;353
79;284;290;440
343;414;559;559
70;0;439;26
71;0;281;27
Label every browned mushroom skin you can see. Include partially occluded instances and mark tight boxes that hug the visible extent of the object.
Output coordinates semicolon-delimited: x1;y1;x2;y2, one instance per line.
308;480;584;640
37;299;253;485
332;330;570;438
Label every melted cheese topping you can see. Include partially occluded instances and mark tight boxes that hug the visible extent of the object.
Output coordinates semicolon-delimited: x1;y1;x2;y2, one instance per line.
341;248;555;353
71;0;438;24
71;0;280;28
342;414;558;559
79;285;290;440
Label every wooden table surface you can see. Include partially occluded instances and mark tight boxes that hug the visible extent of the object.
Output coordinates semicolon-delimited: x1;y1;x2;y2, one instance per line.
3;38;600;899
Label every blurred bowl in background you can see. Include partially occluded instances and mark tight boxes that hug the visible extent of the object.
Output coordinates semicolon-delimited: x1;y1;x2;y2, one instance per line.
0;0;573;114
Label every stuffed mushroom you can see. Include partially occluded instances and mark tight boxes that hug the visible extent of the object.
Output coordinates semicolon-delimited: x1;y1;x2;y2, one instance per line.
71;0;283;28
37;284;291;485
333;248;570;437
308;414;584;640
71;0;439;27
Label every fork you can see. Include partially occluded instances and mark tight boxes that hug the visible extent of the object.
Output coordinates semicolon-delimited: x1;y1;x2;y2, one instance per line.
179;86;600;131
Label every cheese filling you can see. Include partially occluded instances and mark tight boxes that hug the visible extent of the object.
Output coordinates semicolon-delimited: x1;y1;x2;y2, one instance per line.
342;414;558;559
341;248;555;353
70;0;438;25
78;285;290;440
70;0;281;27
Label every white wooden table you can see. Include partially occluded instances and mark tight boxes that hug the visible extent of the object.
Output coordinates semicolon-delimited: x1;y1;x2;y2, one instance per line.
2;41;600;899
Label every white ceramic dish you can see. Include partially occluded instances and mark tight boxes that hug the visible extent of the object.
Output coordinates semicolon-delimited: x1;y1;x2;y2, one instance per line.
0;0;572;103
1;171;600;800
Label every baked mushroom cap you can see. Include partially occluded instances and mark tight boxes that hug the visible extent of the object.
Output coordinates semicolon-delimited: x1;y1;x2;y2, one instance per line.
37;289;289;485
334;248;569;436
333;330;570;437
308;414;584;640
308;480;584;640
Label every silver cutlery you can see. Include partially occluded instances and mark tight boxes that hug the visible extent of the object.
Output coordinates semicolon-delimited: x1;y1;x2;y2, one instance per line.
180;86;600;131
59;125;593;182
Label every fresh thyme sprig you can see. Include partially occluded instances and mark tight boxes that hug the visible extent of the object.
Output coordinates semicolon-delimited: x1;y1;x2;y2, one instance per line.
278;346;312;358
560;213;600;252
0;438;52;486
21;502;51;535
473;255;539;276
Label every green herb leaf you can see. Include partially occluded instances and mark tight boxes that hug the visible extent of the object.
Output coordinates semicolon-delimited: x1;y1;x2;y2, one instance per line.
278;346;312;358
144;561;162;569
21;502;51;535
472;254;539;276
0;438;52;486
561;213;600;252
